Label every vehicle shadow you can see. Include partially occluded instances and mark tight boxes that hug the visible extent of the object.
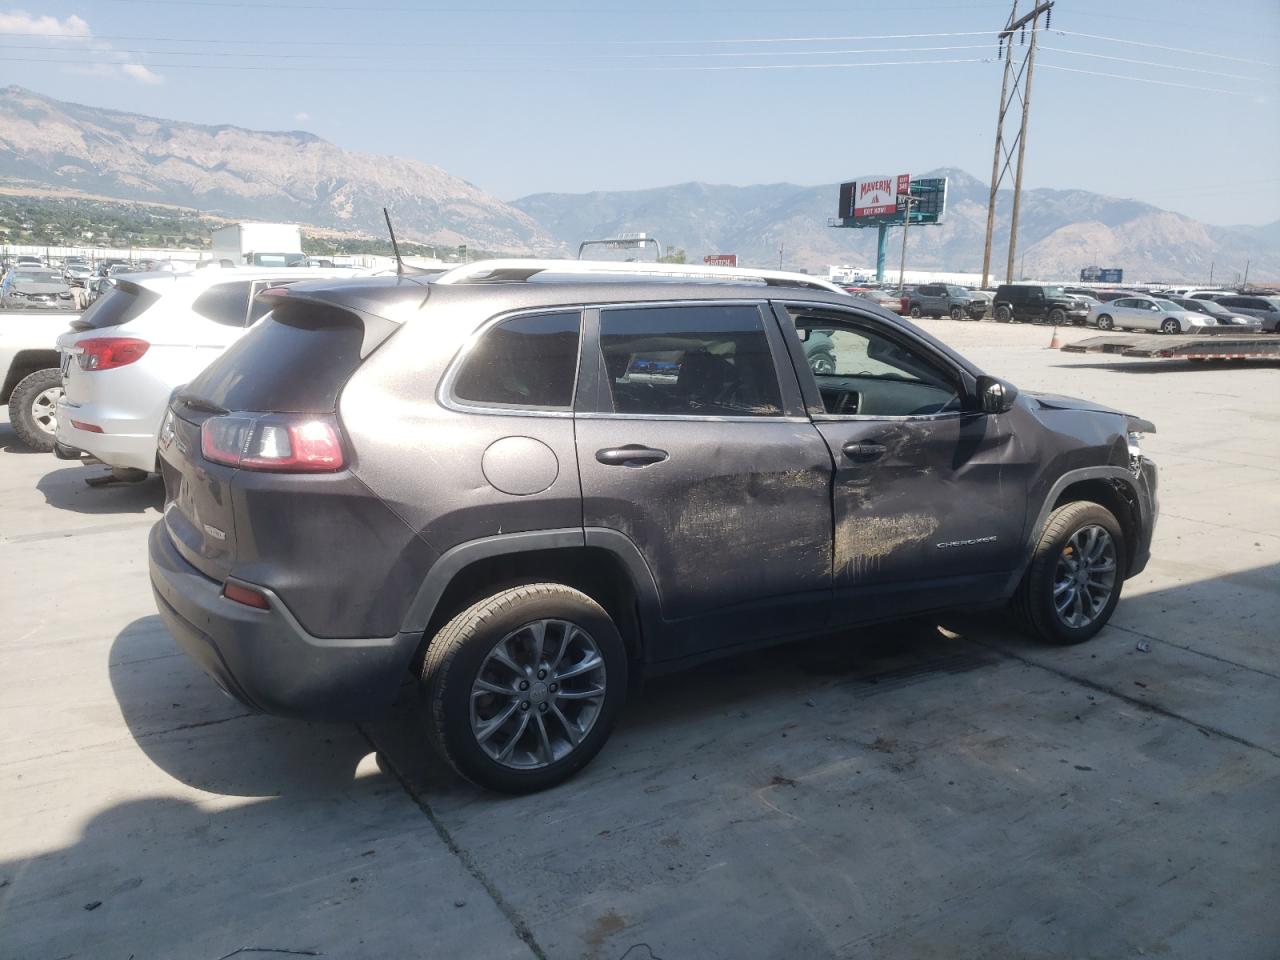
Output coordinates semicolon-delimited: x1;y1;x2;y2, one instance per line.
108;615;374;797
36;463;164;516
1054;359;1277;373
0;420;43;455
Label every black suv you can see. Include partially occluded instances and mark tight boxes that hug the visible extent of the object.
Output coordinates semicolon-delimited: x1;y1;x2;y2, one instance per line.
148;262;1158;793
905;283;986;321
994;283;1089;325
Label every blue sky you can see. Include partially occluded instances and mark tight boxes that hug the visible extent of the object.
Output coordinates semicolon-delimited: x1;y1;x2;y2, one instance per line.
3;0;1278;224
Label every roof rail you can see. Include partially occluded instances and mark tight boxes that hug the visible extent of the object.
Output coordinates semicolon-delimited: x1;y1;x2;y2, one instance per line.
431;258;849;296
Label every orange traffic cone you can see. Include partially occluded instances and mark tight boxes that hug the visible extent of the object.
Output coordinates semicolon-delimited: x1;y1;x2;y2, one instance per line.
1047;324;1062;349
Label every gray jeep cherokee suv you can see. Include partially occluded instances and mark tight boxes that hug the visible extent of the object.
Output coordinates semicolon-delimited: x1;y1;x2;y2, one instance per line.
148;262;1158;793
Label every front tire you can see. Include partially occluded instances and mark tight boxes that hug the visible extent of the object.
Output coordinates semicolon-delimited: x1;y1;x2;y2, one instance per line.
1015;501;1125;645
8;367;62;452
909;304;923;319
1096;314;1114;331
950;306;963;321
1160;318;1181;334
422;583;628;793
1048;307;1067;325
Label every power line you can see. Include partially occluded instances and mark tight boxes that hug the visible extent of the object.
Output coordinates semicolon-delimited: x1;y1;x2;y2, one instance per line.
1052;29;1277;67
1;55;992;73
0;41;994;61
1037;63;1255;97
0;28;997;46
100;0;1008;10
1040;46;1278;84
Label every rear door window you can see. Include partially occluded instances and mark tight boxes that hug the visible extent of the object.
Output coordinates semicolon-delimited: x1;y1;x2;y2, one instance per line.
191;281;253;327
596;304;782;417
452;311;581;409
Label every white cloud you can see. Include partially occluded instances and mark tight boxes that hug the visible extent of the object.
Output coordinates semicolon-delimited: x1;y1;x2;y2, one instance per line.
0;11;90;39
0;8;164;85
122;63;164;85
294;112;310;123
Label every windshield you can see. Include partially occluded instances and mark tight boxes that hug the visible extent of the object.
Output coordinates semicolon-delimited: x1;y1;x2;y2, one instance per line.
1044;286;1065;297
1155;299;1183;311
14;270;62;283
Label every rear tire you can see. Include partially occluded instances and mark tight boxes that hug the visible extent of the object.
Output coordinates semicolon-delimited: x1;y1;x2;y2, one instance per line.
7;368;62;452
1015;501;1125;645
995;305;1013;323
422;583;628;793
1096;314;1114;331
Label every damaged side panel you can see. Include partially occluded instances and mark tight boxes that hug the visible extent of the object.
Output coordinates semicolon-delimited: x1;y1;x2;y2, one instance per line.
575;417;835;661
816;412;1034;621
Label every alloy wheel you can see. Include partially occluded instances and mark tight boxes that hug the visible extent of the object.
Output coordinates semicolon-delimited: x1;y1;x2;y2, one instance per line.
1052;525;1118;629
469;619;607;770
30;386;61;436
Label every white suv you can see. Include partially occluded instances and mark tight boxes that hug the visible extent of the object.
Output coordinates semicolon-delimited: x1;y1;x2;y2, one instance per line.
55;267;368;475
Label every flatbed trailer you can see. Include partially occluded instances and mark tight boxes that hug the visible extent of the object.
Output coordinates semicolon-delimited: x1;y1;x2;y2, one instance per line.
1062;333;1280;361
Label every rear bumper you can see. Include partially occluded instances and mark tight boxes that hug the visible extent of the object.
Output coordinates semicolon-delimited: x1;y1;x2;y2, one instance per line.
148;521;415;721
55;399;158;473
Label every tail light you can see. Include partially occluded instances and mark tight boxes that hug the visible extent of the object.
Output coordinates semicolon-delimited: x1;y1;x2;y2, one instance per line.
200;413;345;473
77;337;149;371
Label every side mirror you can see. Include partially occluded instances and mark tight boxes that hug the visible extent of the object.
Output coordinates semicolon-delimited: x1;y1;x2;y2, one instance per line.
976;376;1018;414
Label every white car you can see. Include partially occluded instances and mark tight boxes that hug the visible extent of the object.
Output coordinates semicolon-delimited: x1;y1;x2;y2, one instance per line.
1087;296;1215;334
55;267;367;475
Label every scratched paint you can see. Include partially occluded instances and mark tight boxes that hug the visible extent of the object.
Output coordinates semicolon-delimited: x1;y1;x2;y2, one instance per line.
835;512;940;579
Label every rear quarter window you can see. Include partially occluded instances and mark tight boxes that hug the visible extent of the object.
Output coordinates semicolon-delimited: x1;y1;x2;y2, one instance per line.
191;281;253;327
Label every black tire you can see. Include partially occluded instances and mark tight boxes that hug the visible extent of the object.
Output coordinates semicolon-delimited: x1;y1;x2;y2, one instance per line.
1096;314;1114;331
1160;317;1181;335
422;583;628;793
1014;501;1126;646
7;367;62;452
995;305;1013;323
908;304;923;319
949;306;963;321
1048;307;1067;325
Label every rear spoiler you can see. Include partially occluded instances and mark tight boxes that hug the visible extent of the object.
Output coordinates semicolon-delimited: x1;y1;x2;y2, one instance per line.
256;279;428;358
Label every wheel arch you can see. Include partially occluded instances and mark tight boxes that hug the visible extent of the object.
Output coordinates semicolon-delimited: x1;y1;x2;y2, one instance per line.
1031;468;1144;576
402;528;663;670
2;349;60;402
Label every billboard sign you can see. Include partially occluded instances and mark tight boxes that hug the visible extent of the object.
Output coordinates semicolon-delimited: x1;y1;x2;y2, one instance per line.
838;174;910;220
1080;266;1124;283
703;254;738;267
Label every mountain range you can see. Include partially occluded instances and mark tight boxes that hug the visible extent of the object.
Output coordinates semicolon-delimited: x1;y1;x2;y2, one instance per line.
2;85;1276;281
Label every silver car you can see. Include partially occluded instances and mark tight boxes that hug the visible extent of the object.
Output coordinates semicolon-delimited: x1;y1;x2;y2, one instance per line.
1088;296;1214;334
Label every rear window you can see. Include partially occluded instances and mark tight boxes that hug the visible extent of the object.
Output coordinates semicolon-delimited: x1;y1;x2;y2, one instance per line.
76;281;161;329
453;311;581;409
182;302;364;413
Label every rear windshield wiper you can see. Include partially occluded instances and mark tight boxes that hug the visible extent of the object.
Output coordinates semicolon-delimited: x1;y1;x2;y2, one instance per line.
174;392;229;416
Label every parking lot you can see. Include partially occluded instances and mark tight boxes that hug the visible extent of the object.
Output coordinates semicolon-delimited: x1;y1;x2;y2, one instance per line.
2;319;1277;959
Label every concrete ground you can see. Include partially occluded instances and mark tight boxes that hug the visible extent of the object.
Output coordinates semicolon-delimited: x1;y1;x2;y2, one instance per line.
1;319;1277;959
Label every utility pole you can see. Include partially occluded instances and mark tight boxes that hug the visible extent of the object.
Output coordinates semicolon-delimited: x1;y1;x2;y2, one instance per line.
897;194;920;294
778;242;784;269
981;0;1053;287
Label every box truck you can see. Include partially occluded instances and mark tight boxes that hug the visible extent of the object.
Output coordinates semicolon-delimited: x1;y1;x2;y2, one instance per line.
211;223;305;267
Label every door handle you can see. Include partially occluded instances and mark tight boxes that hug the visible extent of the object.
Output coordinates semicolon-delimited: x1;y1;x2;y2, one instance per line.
842;440;887;460
596;445;669;467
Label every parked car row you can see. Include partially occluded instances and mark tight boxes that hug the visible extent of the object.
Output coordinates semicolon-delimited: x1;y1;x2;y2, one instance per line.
1085;292;1280;333
4;258;1163;793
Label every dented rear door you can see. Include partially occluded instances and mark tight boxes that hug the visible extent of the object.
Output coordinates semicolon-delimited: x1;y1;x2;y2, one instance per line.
574;302;834;661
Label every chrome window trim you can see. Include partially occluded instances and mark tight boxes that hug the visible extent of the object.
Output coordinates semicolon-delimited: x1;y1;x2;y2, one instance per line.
439;305;587;417
576;412;811;424
811;411;970;424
